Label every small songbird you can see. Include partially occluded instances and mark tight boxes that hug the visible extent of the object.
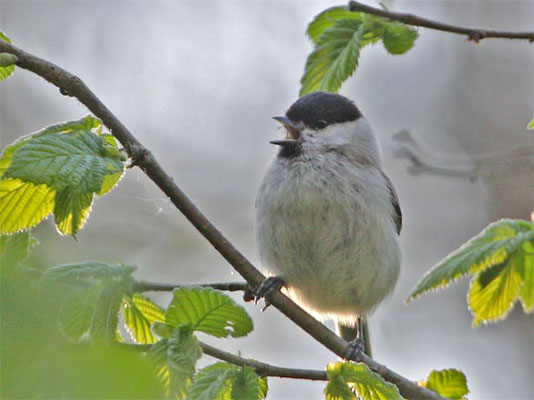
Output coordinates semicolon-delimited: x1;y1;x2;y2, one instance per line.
254;92;402;358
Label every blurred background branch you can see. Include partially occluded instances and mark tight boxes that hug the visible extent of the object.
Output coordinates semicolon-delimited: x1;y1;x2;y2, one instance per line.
391;129;534;182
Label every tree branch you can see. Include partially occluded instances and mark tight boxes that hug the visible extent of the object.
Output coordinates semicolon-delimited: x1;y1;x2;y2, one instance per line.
349;1;534;42
133;280;248;293
0;40;445;400
120;342;327;381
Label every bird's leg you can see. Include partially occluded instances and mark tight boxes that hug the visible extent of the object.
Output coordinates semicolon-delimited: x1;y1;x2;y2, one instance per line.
344;316;366;361
254;276;286;311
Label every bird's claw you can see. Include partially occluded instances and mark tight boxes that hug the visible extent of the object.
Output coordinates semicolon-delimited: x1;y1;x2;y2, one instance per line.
254;276;285;310
344;338;365;362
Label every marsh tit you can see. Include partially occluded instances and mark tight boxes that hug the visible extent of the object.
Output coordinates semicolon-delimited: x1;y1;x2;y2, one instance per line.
255;92;402;358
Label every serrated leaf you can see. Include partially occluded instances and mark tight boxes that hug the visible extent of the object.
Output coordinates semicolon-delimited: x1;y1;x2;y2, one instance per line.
148;326;203;399
468;250;523;326
307;6;362;43
382;23;418;55
0;231;38;271
4;130;123;193
426;369;468;400
301;19;364;96
231;366;267;400
0;179;55;234
0;31;15;81
0;118;123;235
325;362;403;400
0;115;102;178
527;118;534;130
122;293;165;344
165;287;253;338
91;281;128;343
41;261;136;285
519;241;534;312
189;362;235;400
59;286;99;342
407;219;534;301
53;189;93;235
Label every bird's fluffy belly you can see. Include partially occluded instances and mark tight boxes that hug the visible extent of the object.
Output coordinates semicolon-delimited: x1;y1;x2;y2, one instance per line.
256;159;400;321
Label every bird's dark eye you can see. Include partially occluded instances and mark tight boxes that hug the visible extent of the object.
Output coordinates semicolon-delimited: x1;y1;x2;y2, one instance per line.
315;120;327;130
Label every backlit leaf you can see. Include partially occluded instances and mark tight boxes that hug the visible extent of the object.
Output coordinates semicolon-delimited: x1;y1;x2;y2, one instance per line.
425;369;468;400
0;231;38;271
148;326;203;399
122;293;165;344
306;6;362;44
165;287;253;338
0;179;55;234
0;31;15;81
382;23;418;55
407;219;534;301
325;362;402;400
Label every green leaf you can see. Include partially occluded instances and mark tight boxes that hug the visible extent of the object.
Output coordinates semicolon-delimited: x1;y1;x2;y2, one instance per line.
0;117;123;235
41;261;136;285
527;118;534;130
0;179;55;233
122;293;165;344
407;219;534;301
53;189;93;235
165;287;253;338
382;23;418;55
4;130;123;193
59;286;99;342
519;240;534;312
325;362;402;400
189;363;235;400
91;281;128;343
231;366;267;400
468;250;524;326
425;369;468;400
0;31;15;81
42;261;136;342
300;18;364;96
148;326;203;399
306;6;362;44
0;231;38;271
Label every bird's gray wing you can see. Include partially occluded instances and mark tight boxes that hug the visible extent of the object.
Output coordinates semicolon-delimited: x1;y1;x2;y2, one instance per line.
381;171;402;235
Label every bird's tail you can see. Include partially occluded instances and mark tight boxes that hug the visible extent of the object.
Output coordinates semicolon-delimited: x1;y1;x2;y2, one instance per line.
336;318;372;358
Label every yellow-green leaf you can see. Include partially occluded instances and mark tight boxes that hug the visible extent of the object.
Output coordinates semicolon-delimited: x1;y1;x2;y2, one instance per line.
407;219;534;301
425;369;468;400
325;362;403;400
122;293;164;344
519;240;534;312
0;31;15;81
468;251;523;326
0;179;55;234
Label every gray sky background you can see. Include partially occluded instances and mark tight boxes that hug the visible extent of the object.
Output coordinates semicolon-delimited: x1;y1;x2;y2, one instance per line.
1;1;533;399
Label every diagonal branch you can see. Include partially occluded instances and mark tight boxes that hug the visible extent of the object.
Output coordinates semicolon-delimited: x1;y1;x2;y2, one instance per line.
349;1;534;42
0;40;445;400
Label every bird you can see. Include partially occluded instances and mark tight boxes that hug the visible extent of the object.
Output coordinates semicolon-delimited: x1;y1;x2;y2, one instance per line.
254;91;402;359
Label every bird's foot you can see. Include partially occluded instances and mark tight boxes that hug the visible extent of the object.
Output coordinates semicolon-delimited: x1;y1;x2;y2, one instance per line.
254;276;285;311
344;338;365;362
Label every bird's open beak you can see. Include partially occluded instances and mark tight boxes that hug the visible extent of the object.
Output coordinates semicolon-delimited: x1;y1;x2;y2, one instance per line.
272;116;301;145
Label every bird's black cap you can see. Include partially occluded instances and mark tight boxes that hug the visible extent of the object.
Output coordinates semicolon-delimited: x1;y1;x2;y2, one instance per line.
286;92;362;130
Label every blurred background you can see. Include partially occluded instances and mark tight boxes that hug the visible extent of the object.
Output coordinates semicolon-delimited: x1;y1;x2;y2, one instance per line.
1;0;533;399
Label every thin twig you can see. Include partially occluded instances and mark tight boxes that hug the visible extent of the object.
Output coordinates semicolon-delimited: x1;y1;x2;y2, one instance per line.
349;1;534;42
119;342;327;381
134;280;248;293
0;40;445;400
